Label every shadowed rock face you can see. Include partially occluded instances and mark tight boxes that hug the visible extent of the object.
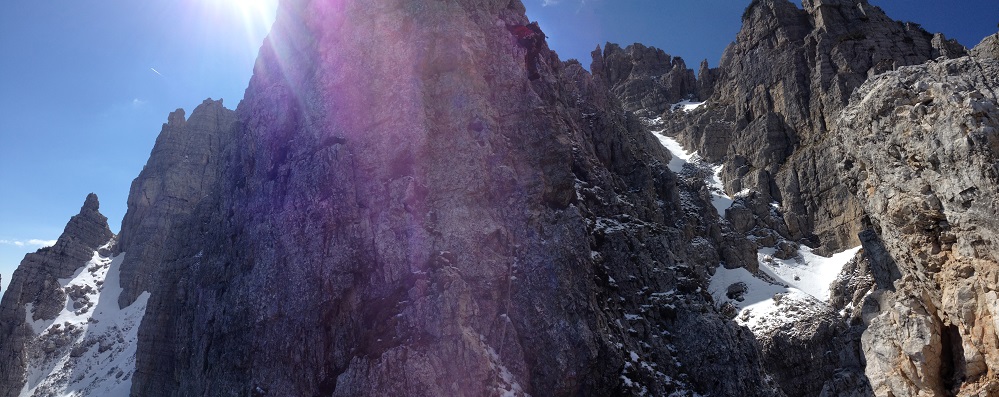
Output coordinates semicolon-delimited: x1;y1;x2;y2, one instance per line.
0;194;113;397
116;99;237;308
128;0;781;396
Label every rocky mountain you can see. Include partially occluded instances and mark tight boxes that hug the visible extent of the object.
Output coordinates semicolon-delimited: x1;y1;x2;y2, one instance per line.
0;194;133;396
591;43;700;117
594;0;999;396
128;0;780;395
656;0;968;256
2;0;998;396
115;99;236;308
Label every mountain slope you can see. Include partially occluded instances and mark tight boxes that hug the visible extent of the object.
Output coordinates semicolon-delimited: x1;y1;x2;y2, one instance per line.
0;195;122;397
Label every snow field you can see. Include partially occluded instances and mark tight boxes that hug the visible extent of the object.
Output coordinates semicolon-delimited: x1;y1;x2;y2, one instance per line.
20;250;149;397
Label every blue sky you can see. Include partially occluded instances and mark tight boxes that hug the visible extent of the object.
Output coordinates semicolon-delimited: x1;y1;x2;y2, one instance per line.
0;0;996;291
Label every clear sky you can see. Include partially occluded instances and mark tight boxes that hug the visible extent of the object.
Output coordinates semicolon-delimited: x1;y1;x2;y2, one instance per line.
1;0;996;292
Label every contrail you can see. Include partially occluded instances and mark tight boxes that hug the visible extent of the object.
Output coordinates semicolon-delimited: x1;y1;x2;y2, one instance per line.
150;68;163;76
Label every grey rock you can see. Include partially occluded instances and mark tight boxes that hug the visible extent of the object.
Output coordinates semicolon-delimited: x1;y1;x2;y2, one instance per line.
656;0;967;254
971;32;999;60
839;55;999;395
0;194;113;397
115;99;236;308
591;43;699;116
857;230;900;291
130;1;780;396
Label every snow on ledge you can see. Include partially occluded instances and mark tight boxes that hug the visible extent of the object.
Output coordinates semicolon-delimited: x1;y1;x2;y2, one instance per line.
669;99;706;112
650;131;733;216
709;245;862;334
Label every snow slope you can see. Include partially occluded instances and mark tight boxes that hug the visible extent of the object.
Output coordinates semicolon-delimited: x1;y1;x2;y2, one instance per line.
709;245;861;333
19;249;149;397
645;116;860;334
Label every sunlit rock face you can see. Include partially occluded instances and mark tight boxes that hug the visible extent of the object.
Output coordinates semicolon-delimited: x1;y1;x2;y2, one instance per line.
839;54;999;396
653;0;967;256
130;0;780;396
595;2;999;397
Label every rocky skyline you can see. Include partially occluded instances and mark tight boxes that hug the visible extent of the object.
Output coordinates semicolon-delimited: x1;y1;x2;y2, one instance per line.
2;0;996;293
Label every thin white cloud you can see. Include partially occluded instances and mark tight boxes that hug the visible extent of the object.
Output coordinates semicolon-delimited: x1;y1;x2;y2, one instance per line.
540;0;591;12
1;239;56;248
27;239;57;247
132;98;147;108
150;67;163;76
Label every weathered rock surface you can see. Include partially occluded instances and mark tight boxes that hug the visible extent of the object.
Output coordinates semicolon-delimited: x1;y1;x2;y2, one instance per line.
642;0;967;255
0;194;114;397
130;0;780;396
591;43;699;116
839;55;999;396
115;99;236;308
598;2;991;396
971;32;999;60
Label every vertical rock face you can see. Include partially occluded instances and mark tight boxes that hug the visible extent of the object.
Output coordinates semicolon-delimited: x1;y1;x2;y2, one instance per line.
652;0;967;254
839;55;999;396
591;43;699;116
130;0;779;396
0;194;113;396
115;99;237;308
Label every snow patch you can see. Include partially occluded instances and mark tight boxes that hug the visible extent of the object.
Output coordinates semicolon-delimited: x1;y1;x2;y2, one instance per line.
481;335;530;397
709;245;861;333
669;100;706;112
19;252;149;397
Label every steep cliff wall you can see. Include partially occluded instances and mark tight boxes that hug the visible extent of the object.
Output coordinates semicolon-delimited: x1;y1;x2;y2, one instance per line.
591;43;699;116
593;2;994;396
839;54;999;396
128;0;780;396
651;0;966;254
116;99;236;308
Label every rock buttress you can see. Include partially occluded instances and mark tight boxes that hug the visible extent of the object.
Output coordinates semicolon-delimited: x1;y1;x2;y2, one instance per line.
131;0;780;396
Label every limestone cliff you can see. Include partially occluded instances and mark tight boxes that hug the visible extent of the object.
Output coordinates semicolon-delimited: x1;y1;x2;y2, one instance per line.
594;1;995;396
115;99;237;308
591;43;699;116
641;0;967;254
129;0;778;396
4;0;996;396
839;54;999;396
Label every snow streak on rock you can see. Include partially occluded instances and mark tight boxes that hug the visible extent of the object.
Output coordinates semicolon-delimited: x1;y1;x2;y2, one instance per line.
19;250;148;397
709;245;860;333
648;124;733;216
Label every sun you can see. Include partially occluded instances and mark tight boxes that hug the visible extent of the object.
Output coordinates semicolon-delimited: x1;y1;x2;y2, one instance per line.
198;0;279;51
